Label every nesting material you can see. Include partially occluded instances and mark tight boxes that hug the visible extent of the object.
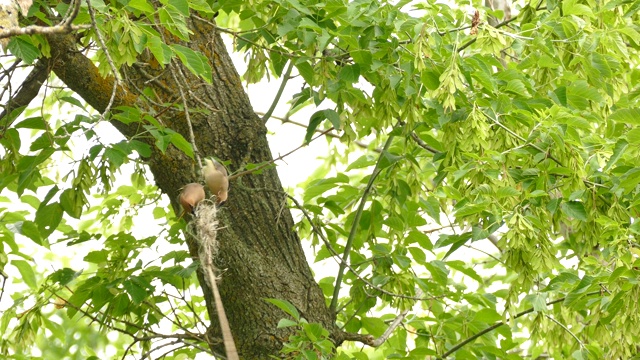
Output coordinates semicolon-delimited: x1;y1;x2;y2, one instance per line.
187;200;238;359
190;200;220;270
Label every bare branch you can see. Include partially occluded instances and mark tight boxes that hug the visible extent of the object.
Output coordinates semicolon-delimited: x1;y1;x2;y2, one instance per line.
0;59;50;127
371;302;414;347
0;0;86;40
0;23;90;39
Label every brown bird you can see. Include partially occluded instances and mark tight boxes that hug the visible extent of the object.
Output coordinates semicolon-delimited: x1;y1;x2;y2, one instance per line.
179;183;206;214
203;158;229;204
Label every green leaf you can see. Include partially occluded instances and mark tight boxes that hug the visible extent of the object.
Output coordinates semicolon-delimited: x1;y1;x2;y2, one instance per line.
159;5;191;40
123;279;148;305
60;96;86;110
60;189;84;219
146;126;172;153
562;0;594;17
610;108;640;125
560;201;588;221
406;230;432;250
567;81;602;110
524;293;548;312
35;202;63;238
454;203;485;218
305;109;341;143
338;64;361;83
346;155;375;171
188;0;214;13
50;268;82;286
176;261;199;278
590;53;612;78
304;181;338;202
105;144;129;167
171;45;212;83
20;220;44;246
361;317;386;337
264;298;300;320
618;168;640;193
8;36;41;64
126;0;155;13
604;139;628;172
148;36;173;66
296;61;315;84
170;131;194;158
277;318;298;328
378;150;403;170
12;260;37;289
425;260;449;285
496;186;520;198
169;0;189;15
448;260;483;283
408;246;426;264
15;117;47;130
302;322;328;342
474;308;502;323
84;250;109;263
129;140;152;157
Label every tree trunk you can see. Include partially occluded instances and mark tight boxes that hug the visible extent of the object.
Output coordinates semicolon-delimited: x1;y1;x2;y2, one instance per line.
46;17;337;358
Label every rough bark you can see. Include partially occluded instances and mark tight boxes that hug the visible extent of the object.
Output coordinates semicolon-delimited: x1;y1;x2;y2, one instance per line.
45;17;338;358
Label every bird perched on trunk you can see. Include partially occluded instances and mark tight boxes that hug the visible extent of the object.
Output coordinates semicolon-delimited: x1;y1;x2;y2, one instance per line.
203;158;229;204
179;183;206;214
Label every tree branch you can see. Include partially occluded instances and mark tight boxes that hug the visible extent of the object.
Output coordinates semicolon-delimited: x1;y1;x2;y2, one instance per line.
262;59;294;124
545;314;585;348
259;112;378;152
329;131;396;313
44;33;137;132
338;304;412;347
0;0;86;40
372;304;413;347
228;127;334;181
0;59;51;129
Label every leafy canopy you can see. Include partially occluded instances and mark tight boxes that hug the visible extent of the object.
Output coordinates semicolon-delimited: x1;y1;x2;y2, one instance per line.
1;0;640;359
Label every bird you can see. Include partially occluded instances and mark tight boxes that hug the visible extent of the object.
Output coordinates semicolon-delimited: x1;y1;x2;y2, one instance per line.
179;183;206;214
203;158;229;204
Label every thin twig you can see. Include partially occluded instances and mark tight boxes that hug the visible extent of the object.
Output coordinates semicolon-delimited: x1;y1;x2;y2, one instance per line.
257;188;442;302
228;128;335;181
329;132;396;313
410;132;438;154
486;112;563;166
262;59;294;123
0;270;7;304
86;0;120;118
545;314;585;347
259;112;377;152
371;292;420;347
168;60;203;173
